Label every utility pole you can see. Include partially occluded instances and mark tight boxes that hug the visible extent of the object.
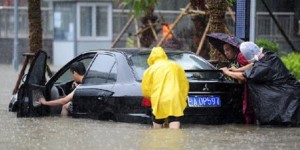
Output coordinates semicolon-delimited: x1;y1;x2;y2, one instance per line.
13;0;19;71
249;0;256;42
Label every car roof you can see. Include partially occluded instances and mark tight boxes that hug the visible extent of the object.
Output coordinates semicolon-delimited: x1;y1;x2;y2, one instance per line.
85;48;192;56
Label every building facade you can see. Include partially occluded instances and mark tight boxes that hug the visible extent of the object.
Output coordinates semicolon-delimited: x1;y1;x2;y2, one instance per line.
0;0;299;65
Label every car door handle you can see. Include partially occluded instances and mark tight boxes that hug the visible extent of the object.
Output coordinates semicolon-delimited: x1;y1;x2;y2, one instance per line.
97;96;108;103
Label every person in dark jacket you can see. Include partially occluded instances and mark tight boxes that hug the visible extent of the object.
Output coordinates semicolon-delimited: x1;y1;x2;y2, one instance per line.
221;41;300;126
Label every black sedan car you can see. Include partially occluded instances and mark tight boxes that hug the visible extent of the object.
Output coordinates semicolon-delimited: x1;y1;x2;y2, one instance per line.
9;49;243;124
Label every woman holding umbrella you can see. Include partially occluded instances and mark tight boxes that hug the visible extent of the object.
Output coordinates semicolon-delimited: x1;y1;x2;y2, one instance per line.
207;33;255;124
207;33;243;68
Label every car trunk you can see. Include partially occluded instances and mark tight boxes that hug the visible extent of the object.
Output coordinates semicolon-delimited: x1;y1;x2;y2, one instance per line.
183;81;243;124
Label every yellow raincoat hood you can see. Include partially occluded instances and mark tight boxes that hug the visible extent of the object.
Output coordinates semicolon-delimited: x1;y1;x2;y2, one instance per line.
147;47;168;66
142;47;189;119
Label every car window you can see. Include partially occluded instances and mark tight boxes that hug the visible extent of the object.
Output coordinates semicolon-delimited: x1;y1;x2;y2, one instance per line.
107;63;117;84
130;54;149;80
130;52;220;81
55;58;93;84
84;54;116;85
27;51;47;85
168;53;214;70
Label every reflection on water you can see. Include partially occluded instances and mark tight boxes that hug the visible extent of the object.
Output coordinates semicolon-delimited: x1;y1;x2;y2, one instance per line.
1;64;300;150
139;129;187;150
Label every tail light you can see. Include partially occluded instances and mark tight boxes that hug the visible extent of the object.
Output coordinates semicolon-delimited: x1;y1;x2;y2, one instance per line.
141;97;151;107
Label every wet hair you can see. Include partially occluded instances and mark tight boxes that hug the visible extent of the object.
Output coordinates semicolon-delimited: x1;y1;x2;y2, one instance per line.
70;62;86;76
225;44;239;53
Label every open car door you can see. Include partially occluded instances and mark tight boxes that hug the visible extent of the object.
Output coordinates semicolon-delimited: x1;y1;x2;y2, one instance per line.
17;51;47;117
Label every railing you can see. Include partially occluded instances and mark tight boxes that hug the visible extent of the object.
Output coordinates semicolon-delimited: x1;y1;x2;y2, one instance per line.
113;10;297;41
112;9;193;37
226;11;296;41
0;6;53;39
0;6;297;42
256;12;294;40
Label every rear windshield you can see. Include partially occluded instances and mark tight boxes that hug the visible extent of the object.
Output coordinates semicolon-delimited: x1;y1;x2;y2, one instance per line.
130;52;222;81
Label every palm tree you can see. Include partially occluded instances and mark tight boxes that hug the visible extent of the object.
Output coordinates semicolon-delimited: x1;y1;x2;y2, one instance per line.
190;0;209;58
119;0;158;47
120;0;229;64
28;0;42;54
206;0;227;63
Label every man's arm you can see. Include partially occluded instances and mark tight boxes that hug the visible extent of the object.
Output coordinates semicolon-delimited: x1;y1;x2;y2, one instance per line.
39;90;74;106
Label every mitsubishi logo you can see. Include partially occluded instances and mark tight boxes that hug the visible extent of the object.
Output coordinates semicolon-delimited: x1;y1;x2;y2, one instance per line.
203;84;209;91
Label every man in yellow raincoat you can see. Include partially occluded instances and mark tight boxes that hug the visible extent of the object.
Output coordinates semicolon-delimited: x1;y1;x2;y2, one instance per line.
142;47;189;129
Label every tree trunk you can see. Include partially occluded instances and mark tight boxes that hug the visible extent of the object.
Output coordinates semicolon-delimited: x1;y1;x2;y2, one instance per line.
190;0;209;59
207;0;227;63
28;0;42;54
140;5;157;48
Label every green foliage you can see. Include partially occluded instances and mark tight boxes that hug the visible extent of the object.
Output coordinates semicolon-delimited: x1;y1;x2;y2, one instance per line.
281;52;300;79
226;0;235;6
256;38;280;54
119;0;157;17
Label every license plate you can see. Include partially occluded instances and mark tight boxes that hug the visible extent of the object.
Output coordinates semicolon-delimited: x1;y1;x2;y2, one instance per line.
188;95;221;107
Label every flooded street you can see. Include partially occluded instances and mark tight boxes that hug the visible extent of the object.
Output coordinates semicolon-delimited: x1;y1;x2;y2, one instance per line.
1;64;300;150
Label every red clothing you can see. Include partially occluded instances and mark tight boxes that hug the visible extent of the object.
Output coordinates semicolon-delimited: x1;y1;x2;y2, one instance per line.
242;84;254;124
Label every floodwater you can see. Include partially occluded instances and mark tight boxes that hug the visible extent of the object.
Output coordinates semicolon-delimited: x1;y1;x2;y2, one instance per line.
1;64;300;150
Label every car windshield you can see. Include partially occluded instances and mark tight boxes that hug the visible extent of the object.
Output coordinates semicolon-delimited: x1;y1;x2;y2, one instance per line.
130;52;223;81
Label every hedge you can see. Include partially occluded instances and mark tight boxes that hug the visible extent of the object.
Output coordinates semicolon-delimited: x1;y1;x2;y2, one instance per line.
281;52;300;79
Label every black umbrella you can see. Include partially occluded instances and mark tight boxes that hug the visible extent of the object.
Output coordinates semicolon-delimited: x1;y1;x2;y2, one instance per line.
206;33;244;57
